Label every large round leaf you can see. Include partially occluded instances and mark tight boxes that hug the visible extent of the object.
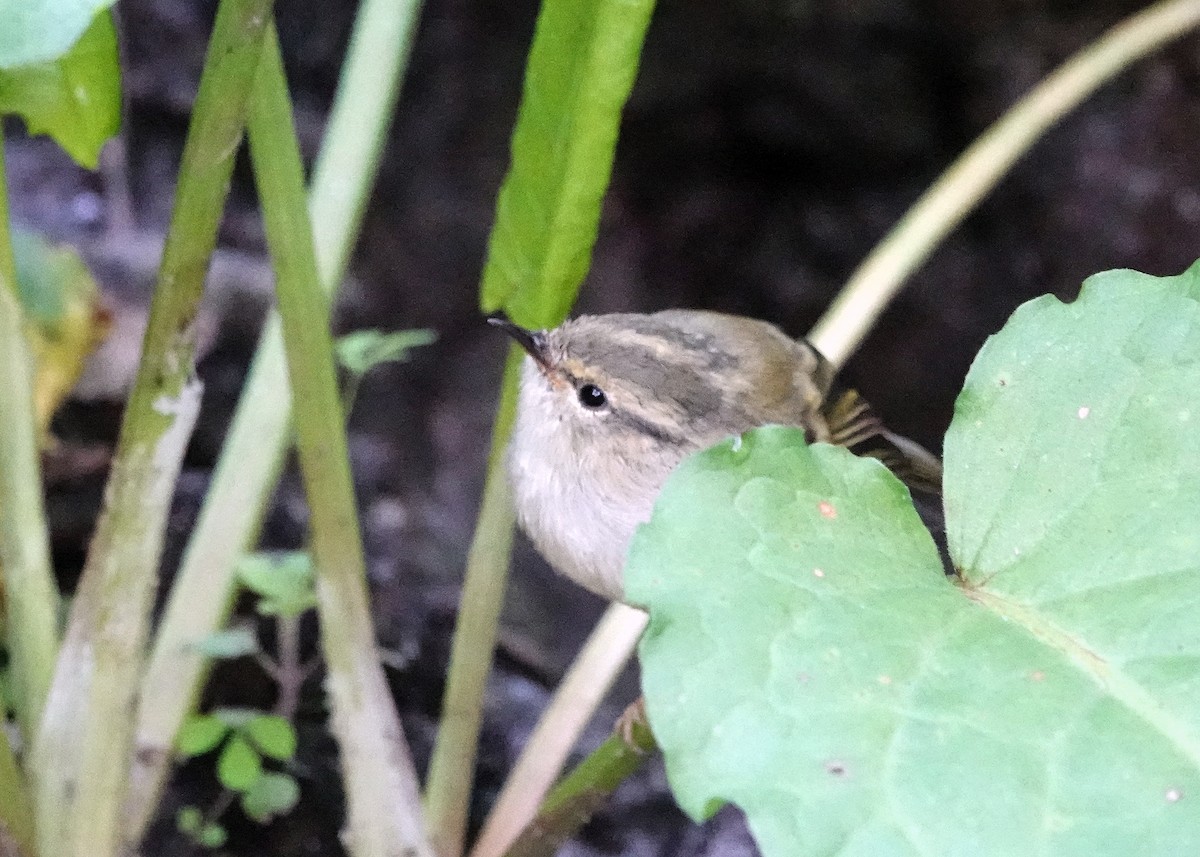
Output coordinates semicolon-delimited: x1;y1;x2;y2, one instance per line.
630;261;1200;856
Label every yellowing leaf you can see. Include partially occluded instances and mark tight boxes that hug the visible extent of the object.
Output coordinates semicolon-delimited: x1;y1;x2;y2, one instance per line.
11;229;111;433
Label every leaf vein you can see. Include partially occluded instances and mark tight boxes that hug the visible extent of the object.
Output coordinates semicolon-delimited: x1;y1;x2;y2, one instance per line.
967;586;1200;770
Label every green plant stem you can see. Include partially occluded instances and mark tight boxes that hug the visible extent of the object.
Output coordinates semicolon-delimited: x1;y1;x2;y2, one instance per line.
27;0;276;853
0;140;60;749
122;315;291;846
424;347;522;857
0;140;41;857
273;613;304;718
503;717;656;857
125;0;423;840
469;603;647;857
246;25;432;857
808;0;1200;369
308;0;423;285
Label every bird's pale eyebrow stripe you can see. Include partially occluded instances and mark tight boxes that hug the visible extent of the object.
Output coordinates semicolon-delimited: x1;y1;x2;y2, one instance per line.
608;325;736;372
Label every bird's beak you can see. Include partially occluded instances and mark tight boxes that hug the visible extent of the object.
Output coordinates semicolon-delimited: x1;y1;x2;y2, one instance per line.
487;317;553;371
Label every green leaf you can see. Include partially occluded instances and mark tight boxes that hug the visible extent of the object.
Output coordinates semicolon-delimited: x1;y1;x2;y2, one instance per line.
336;328;436;377
237;552;318;617
946;262;1200;587
189;626;261;659
240;772;300;823
177;805;227;847
217;735;262;792
176;714;230;757
0;0;115;69
246;715;297;761
633;298;1200;857
196;822;228;849
631;431;956;851
478;0;655;328
0;10;121;168
176;806;203;835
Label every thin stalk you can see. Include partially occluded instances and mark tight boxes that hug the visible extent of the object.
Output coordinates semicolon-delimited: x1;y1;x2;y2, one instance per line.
0;142;41;857
273;614;304;717
125;0;424;839
808;0;1200;367
308;0;424;285
469;604;647;857
424;348;522;857
27;0;276;853
0;141;61;748
503;715;656;857
246;26;432;857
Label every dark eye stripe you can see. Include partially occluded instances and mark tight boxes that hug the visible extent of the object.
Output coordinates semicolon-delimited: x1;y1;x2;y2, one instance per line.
616;411;686;446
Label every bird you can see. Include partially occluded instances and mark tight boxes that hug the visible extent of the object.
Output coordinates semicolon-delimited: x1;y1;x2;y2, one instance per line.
492;309;941;603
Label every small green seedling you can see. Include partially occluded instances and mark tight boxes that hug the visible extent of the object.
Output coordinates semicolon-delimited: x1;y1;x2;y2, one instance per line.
237;552;318;618
175;709;300;845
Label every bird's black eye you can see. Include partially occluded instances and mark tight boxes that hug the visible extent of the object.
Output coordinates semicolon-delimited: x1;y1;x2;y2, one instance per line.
578;383;607;409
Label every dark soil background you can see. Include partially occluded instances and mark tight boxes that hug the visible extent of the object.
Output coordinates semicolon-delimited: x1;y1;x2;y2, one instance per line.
7;0;1200;854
